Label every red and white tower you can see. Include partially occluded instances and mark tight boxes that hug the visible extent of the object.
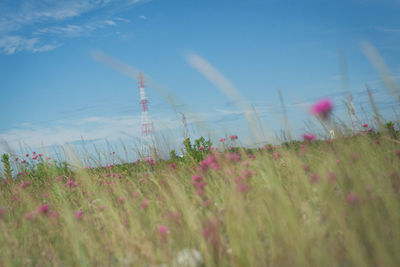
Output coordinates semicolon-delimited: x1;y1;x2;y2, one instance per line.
349;94;358;131
138;72;154;159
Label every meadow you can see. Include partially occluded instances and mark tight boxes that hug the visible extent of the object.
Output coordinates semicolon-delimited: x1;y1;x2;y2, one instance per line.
1;98;400;267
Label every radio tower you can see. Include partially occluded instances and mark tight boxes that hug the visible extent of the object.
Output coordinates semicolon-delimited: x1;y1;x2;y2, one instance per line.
138;72;154;160
349;94;358;132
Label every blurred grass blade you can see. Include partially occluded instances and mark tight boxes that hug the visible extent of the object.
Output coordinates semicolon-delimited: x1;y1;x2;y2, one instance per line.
361;41;400;102
186;52;274;144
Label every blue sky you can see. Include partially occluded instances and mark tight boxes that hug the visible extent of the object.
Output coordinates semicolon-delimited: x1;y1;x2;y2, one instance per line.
0;0;399;158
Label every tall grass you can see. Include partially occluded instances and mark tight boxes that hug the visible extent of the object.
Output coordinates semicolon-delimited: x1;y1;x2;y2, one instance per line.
1;124;400;266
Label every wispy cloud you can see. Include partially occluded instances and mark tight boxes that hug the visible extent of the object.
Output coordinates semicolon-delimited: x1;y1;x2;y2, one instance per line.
0;0;145;55
0;36;60;54
374;26;400;33
34;20;118;37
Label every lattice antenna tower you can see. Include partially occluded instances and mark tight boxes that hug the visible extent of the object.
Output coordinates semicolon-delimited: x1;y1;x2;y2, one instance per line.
349;94;358;131
138;72;154;159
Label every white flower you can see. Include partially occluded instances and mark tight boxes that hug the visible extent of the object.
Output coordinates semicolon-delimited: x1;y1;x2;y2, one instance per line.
174;248;203;267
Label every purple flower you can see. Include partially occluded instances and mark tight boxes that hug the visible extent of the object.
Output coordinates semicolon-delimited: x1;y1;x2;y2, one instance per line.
302;134;316;142
310;98;333;119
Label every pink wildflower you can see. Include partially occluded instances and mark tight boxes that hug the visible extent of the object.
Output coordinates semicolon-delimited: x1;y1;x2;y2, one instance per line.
65;180;78;187
199;146;204;151
50;211;57;219
302;134;316;142
169;163;176;169
38;204;50;215
310;98;333;119
158;225;168;235
25;153;29;157
219;138;226;142
20;181;30;189
24;212;34;220
347;192;360;204
302;165;310;172
273;152;280;160
396;150;400;157
192;175;202;183
21;160;26;164
32;155;39;160
230;135;238;140
196;189;204;196
310;173;320;183
236;182;249;193
226;153;240;162
99;205;105;212
75;210;83;219
362;124;368;128
141;199;149;210
376;140;380;144
104;173;111;178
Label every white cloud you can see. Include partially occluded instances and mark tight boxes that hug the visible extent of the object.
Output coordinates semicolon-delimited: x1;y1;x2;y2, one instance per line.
0;0;147;55
34;20;118;37
138;15;147;20
0;35;60;55
375;26;400;33
0;114;179;153
104;20;117;26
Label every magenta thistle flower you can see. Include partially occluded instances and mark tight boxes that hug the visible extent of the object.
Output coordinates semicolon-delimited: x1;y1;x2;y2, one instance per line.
20;181;30;189
158;225;168;235
362;124;368;128
230;135;238;140
192;175;202;183
169;163;176;169
347;192;360;204
38;204;50;215
236;182;249;193
310;98;333;119
50;211;57;219
24;212;34;220
21;160;26;164
309;173;320;183
32;155;39;160
141;199;149;210
376;140;380;144
302;134;316;142
302;165;310;172
75;210;83;219
219;138;226;142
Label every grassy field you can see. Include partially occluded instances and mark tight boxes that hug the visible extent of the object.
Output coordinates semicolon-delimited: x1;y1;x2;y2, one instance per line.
1;115;400;266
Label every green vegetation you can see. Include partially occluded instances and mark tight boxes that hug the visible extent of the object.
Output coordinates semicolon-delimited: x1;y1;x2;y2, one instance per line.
1;120;400;266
